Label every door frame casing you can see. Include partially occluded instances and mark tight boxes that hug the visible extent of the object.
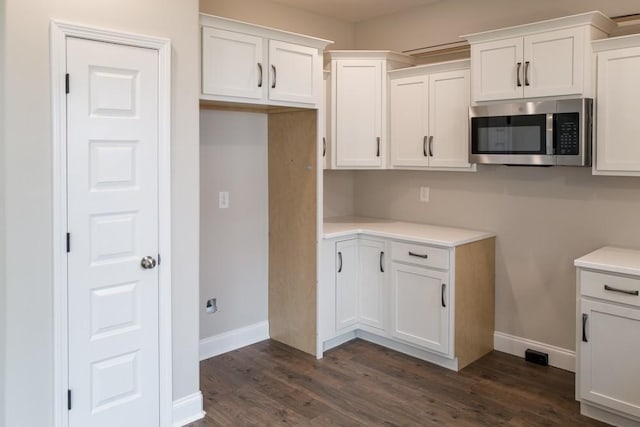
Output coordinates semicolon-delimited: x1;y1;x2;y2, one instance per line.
50;20;173;427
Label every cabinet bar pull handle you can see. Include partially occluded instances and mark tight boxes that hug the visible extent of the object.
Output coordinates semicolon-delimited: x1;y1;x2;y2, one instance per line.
257;63;263;88
516;62;522;87
604;284;639;296
408;251;428;259
271;65;277;89
376;137;381;157
337;251;343;273
423;136;428;157
380;251;385;273
428;136;434;157
441;284;446;308
323;137;326;157
582;313;588;343
524;61;530;86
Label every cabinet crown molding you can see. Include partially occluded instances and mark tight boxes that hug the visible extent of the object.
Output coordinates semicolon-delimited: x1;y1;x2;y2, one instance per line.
592;33;640;52
462;11;617;44
325;50;415;66
388;59;470;78
200;13;333;49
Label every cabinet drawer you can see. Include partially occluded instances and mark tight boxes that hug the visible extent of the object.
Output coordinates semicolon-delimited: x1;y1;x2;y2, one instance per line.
391;241;449;270
581;270;640;307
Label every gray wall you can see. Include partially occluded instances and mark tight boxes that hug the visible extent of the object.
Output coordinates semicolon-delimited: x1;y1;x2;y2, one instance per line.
0;0;6;423
199;110;269;339
2;0;200;425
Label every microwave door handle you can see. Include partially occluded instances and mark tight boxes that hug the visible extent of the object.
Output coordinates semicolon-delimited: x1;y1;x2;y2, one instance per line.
546;113;554;156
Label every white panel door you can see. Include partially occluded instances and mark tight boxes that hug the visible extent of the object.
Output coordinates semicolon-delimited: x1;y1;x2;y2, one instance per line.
389;75;429;167
391;263;450;355
358;239;385;330
335;60;383;168
268;40;318;105
202;27;265;100
523;28;584;98
595;46;640;174
471;37;523;102
67;37;160;427
580;299;640;418
336;240;358;331
428;69;472;169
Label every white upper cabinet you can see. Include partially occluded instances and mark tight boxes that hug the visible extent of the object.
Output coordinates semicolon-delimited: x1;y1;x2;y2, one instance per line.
327;51;414;169
593;35;640;176
200;14;332;108
389;61;474;171
465;11;616;103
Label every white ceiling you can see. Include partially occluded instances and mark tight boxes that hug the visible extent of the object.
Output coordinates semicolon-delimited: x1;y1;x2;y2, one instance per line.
268;0;442;23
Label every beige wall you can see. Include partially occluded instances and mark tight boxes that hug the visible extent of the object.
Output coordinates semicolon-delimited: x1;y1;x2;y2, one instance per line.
199;110;269;339
323;171;356;218
3;0;200;425
355;0;640;51
199;0;356;49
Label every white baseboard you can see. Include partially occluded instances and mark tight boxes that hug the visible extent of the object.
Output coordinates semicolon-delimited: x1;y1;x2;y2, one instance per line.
494;331;575;372
199;320;269;361
172;392;204;427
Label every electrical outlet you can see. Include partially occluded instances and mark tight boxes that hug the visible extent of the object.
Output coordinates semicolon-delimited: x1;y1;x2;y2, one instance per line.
419;187;430;202
206;298;218;314
218;191;229;209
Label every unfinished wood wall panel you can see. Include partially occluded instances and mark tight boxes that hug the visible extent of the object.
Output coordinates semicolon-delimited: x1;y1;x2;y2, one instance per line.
455;237;495;370
268;109;317;356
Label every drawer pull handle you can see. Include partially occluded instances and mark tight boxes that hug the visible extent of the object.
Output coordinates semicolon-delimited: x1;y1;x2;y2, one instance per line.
337;251;343;273
604;284;639;296
408;251;428;259
582;313;588;343
380;251;385;273
441;283;446;308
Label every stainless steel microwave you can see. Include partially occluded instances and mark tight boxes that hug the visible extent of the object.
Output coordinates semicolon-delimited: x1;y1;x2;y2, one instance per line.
469;98;593;166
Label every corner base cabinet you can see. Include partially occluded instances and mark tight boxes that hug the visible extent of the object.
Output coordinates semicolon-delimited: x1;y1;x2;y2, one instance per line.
320;218;495;371
575;247;640;426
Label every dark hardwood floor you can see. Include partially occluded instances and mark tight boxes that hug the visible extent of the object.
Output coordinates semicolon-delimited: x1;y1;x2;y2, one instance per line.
188;339;606;426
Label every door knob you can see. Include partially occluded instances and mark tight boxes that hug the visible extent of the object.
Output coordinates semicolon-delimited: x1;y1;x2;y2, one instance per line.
141;256;157;270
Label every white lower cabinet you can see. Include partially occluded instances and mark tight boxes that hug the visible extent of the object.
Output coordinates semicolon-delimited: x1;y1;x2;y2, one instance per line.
390;262;449;355
321;229;495;371
575;248;640;426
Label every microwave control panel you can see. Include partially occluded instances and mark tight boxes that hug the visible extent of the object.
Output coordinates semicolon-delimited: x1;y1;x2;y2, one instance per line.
555;112;580;155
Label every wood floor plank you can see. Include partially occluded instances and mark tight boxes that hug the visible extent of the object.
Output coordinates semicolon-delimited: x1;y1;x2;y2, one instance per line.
190;339;607;427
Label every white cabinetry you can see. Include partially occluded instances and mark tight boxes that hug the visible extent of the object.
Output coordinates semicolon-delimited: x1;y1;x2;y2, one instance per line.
334;238;386;332
593;35;640;176
388;61;474;171
320;220;495;371
335;239;358;331
200;14;331;108
327;51;414;169
575;247;640;426
464;12;615;103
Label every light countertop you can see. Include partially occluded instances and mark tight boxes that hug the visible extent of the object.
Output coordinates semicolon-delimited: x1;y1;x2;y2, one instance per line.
323;216;494;248
575;246;640;277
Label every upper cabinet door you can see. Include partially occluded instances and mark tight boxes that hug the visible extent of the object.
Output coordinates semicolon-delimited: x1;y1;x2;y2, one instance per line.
201;27;265;100
595;46;640;175
268;40;318;105
334;60;383;168
471;37;523;102
428;69;472;169
523;28;584;98
389;75;430;168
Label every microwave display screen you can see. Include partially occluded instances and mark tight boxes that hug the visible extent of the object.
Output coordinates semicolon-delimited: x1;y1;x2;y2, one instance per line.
472;114;546;154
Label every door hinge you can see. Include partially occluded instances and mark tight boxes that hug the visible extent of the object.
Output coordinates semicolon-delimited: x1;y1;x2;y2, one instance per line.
65;73;70;94
66;233;71;253
67;389;72;410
